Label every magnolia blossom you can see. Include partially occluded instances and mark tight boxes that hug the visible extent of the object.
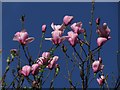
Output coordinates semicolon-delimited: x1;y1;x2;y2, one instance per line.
92;57;104;73
37;57;45;65
37;52;51;65
97;75;105;86
31;64;40;75
46;56;59;70
42;24;46;32
71;22;85;34
96;23;111;46
13;30;34;45
63;15;73;25
67;31;78;46
19;65;31;77
45;30;68;45
42;52;50;59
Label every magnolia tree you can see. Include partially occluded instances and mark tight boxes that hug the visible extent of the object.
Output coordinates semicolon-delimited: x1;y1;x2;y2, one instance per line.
1;1;119;90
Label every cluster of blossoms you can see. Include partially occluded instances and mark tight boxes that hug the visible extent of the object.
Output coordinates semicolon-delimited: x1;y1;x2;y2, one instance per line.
91;18;111;86
92;57;105;85
45;15;85;46
11;15;111;87
19;52;59;77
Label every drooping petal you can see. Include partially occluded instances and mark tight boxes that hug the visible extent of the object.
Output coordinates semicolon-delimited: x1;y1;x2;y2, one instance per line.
97;37;108;46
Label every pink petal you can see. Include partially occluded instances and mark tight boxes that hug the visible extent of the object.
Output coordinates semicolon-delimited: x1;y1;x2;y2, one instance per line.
63;15;73;25
97;37;107;46
25;37;34;44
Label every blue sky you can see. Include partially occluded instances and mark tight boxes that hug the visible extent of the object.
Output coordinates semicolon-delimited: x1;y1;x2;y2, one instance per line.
2;2;118;88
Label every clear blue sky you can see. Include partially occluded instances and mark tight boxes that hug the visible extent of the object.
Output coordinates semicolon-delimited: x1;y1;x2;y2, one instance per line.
2;2;118;88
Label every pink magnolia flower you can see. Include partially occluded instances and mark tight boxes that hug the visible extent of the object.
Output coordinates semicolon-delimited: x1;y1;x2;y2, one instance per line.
45;30;68;45
13;30;34;45
19;65;31;77
97;75;105;86
63;15;73;25
42;52;50;59
67;31;78;46
42;24;46;32
46;56;59;70
92;57;104;73
96;23;111;46
31;64;40;75
71;22;85;34
36;57;44;65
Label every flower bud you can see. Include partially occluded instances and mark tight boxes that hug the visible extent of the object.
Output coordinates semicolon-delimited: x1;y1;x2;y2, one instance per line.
96;18;100;25
42;24;46;32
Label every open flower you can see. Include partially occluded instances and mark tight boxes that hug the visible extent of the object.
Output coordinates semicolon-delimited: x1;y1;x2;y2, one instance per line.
71;22;85;34
13;30;34;45
19;65;31;77
96;23;111;46
46;56;59;70
67;31;78;46
63;15;73;25
45;30;68;45
31;64;40;75
92;57;104;73
97;75;105;86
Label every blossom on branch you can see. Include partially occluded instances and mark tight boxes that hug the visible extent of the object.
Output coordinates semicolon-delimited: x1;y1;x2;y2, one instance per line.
71;22;85;34
46;56;59;70
13;30;34;45
67;31;78;46
31;64;40;75
42;24;46;32
96;23;111;46
45;24;69;45
97;75;105;86
19;65;31;77
92;57;104;73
